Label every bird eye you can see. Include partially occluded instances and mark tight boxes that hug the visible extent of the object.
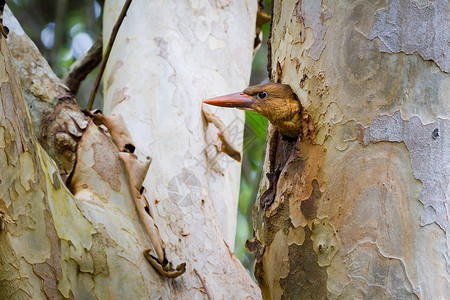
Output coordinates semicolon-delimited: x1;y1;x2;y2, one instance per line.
258;91;267;99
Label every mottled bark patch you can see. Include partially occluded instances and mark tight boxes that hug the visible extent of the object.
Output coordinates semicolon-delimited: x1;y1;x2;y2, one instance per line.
261;195;290;247
279;227;328;300
90;227;115;276
293;0;331;60
32;209;64;300
300;179;320;219
357;111;450;232
368;0;449;72
341;242;418;299
310;218;338;267
92;139;121;192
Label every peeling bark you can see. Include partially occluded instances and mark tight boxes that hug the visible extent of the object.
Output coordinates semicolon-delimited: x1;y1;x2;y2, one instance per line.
100;0;261;298
0;34;67;299
4;7;88;178
253;0;449;299
1;2;262;299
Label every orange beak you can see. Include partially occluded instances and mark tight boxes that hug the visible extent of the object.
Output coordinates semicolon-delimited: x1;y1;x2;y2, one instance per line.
203;92;257;109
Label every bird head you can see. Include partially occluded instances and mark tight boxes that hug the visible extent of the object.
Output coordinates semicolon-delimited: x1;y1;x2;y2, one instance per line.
203;83;301;138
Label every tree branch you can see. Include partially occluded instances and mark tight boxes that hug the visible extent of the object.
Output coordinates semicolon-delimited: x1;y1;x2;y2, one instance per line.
63;37;102;94
87;0;132;110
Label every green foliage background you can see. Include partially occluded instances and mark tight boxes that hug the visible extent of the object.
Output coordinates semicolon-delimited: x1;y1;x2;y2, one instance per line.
9;0;271;276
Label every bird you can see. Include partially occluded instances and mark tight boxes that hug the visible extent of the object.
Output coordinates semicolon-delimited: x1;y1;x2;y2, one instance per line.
203;83;301;138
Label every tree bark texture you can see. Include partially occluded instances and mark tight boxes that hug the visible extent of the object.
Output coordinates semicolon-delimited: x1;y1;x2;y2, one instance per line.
102;1;261;298
0;3;262;299
1;8;169;299
103;0;257;248
252;0;449;299
0;31;73;300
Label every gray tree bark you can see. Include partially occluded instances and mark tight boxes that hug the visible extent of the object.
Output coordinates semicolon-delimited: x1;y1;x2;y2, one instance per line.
250;0;449;299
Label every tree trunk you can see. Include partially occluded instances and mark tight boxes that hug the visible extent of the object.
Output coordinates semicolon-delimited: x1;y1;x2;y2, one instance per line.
103;0;255;249
251;0;449;299
0;2;262;299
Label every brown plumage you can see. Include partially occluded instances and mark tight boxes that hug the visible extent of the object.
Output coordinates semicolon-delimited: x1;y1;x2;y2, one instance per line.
203;83;301;138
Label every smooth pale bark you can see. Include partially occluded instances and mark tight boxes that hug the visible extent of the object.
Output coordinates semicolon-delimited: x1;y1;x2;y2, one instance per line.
252;0;449;299
103;1;261;297
1;4;261;300
103;0;256;247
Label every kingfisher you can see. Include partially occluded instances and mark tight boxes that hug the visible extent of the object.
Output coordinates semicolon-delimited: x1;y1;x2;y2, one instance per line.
203;83;301;138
